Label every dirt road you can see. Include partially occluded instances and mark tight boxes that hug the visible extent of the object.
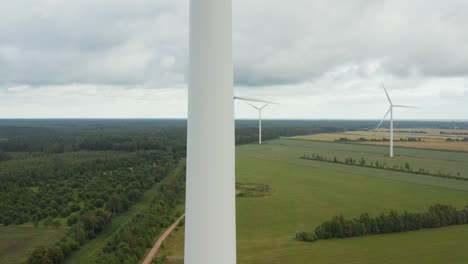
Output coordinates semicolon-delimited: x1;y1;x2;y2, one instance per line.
142;214;185;264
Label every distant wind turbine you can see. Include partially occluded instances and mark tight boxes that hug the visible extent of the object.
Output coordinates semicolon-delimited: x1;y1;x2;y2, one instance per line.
376;82;416;158
234;96;277;144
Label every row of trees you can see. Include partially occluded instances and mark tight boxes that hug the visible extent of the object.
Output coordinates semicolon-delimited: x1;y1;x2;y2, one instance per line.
301;153;465;181
446;137;468;142
235;126;341;145
440;131;468;136
335;137;423;143
296;204;468;242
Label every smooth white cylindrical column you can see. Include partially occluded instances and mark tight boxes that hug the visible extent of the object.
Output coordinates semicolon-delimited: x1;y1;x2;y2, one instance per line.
259;110;262;144
185;0;236;264
390;107;394;158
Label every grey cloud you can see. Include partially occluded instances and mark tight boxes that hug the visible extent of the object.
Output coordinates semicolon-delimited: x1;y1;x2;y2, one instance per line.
233;0;468;86
1;0;468;89
0;0;188;86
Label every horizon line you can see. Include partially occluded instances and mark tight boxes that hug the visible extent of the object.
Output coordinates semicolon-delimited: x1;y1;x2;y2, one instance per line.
0;118;467;122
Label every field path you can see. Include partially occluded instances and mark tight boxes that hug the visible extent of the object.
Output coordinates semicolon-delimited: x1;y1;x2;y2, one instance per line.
142;214;185;264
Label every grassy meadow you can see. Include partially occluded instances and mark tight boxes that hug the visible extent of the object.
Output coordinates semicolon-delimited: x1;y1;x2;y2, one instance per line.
0;226;66;264
163;138;468;263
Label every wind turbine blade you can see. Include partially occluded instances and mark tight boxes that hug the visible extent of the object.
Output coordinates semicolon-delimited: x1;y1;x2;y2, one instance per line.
376;108;391;129
392;105;417;108
234;96;276;104
260;102;271;110
246;102;260;110
381;82;393;105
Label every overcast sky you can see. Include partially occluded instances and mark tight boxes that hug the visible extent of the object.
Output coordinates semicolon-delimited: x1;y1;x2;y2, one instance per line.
1;0;467;120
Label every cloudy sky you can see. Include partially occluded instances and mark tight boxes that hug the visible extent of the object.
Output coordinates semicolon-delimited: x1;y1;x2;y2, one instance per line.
1;0;467;119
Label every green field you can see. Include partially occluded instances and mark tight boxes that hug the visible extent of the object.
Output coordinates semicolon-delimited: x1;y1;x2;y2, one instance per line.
163;139;468;263
0;226;66;264
280;138;468;179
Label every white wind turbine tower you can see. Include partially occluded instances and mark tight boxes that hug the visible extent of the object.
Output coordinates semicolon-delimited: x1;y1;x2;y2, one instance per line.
376;82;416;158
185;1;236;264
234;96;277;144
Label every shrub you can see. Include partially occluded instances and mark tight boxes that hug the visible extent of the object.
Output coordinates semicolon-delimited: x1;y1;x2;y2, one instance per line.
295;231;317;242
298;203;468;243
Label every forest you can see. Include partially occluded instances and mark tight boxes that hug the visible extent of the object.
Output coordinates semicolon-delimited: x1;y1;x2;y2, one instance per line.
0;121;186;263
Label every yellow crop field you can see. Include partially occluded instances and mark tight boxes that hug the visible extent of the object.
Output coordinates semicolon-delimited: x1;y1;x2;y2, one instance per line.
290;128;468;152
360;141;468;152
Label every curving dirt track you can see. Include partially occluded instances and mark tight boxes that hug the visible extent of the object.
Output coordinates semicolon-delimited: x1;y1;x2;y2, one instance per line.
142;214;185;264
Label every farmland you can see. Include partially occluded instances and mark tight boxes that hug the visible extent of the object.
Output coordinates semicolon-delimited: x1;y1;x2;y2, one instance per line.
2;120;468;263
163;138;468;263
291;128;468;152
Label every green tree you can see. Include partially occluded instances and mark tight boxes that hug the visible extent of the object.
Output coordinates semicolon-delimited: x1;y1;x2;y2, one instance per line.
405;162;411;171
48;246;64;264
28;246;52;264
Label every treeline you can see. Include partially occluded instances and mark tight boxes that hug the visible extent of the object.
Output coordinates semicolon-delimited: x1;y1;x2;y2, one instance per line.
441;131;468;136
301;153;465;181
296;204;468;242
395;130;427;134
446;137;468;142
235;126;341;145
0;122;342;153
0;130;186;154
335;137;423;143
